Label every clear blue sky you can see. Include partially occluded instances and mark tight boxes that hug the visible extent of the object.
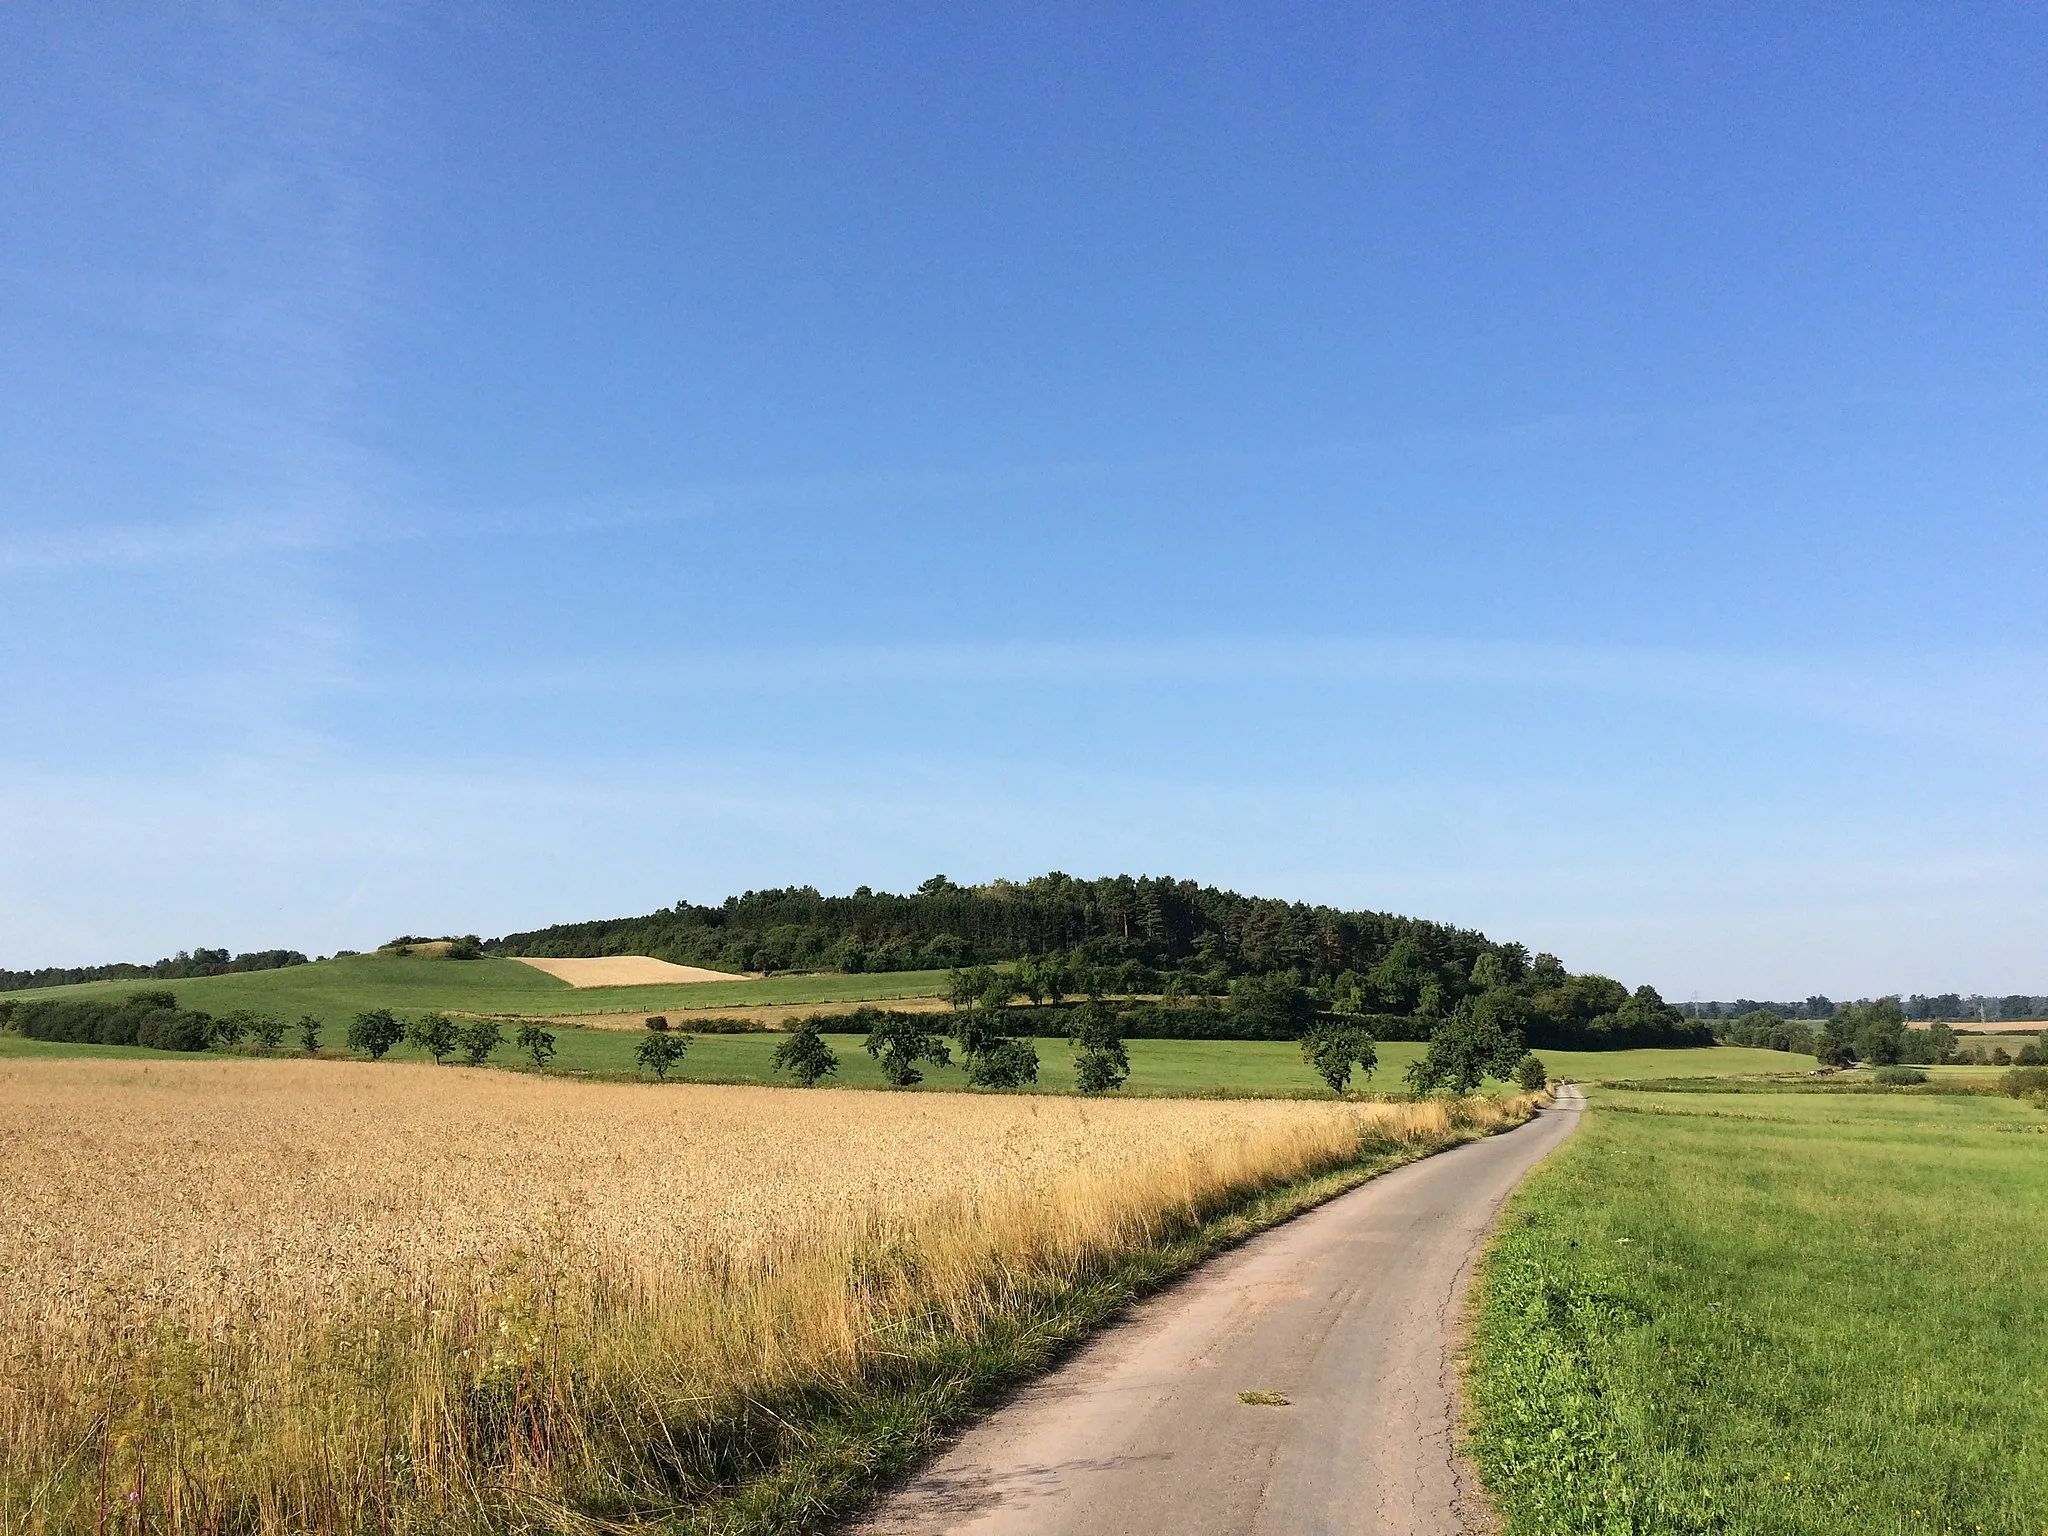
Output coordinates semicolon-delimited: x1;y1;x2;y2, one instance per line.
2;3;2043;998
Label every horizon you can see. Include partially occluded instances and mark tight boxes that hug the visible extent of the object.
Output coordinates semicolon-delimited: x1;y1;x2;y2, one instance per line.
3;4;2044;996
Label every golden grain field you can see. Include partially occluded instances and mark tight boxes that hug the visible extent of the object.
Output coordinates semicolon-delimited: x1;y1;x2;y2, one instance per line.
0;1057;1525;1534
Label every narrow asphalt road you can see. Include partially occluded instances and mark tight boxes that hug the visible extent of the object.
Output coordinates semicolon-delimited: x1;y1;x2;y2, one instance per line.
849;1085;1585;1536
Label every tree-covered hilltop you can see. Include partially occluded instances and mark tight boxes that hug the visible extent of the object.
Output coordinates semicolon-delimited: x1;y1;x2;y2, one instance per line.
482;872;1710;1049
485;873;1501;984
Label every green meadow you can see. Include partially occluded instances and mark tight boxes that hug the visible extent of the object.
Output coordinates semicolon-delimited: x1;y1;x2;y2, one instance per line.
0;1025;1813;1097
0;952;949;1022
1466;1082;2048;1534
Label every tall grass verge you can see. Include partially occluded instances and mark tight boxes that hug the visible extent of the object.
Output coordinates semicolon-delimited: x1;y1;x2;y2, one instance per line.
0;1059;1530;1533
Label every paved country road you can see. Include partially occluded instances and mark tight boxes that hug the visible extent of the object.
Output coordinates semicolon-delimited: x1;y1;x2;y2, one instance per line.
849;1085;1585;1536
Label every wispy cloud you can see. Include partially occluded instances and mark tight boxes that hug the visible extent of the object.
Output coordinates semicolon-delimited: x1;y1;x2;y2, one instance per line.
365;633;2048;748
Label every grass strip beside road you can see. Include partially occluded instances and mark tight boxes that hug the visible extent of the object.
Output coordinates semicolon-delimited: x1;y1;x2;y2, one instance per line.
1464;1085;2048;1534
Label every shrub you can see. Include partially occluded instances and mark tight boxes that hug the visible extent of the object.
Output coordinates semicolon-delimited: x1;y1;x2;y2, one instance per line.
406;1012;460;1064
1514;1053;1548;1091
246;1013;289;1051
347;1010;404;1060
516;1022;556;1068
136;1008;213;1051
1228;973;1319;1038
771;1019;839;1087
456;1020;503;1067
210;1010;251;1049
296;1015;323;1054
9;992;217;1051
444;936;483;960
1300;1024;1379;1096
1871;1066;1926;1085
636;1032;690;1080
1999;1066;2048;1099
644;1016;670;1032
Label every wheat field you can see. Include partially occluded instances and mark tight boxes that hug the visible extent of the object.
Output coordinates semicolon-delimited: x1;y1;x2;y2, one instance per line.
0;1057;1524;1533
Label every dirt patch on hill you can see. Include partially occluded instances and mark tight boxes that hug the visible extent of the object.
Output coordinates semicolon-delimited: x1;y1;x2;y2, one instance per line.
509;956;752;988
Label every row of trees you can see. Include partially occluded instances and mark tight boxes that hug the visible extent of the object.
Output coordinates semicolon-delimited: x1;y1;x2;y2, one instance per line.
930;955;1705;1053
0;948;308;994
1686;993;2048;1025
1715;999;2048;1067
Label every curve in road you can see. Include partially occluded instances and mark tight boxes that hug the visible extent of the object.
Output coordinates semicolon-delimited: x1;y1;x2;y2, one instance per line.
849;1085;1584;1536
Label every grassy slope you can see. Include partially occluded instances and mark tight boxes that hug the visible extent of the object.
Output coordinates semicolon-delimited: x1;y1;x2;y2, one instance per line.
0;1030;1815;1095
0;954;949;1020
1465;1085;2048;1534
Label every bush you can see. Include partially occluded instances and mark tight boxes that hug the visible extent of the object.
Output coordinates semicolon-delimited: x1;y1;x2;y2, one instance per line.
644;1016;670;1032
1871;1066;1926;1085
7;991;217;1051
1515;1053;1548;1091
296;1015;323;1053
246;1013;289;1051
1999;1066;2048;1099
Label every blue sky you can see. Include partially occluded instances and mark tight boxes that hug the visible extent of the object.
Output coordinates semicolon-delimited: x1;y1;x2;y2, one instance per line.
2;2;2044;997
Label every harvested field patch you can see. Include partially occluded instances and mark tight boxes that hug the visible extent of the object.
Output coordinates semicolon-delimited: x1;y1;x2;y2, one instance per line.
0;1056;1524;1533
507;954;748;986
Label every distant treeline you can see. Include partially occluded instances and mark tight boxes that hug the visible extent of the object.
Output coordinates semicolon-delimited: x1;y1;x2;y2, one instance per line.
0;947;307;994
1684;993;2046;1023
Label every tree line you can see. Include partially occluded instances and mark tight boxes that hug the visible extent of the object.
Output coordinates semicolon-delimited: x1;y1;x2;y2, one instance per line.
0;947;308;994
1684;993;2046;1024
1714;999;2048;1067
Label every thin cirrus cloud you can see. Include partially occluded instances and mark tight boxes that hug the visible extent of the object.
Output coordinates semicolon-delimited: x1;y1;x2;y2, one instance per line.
380;635;2048;752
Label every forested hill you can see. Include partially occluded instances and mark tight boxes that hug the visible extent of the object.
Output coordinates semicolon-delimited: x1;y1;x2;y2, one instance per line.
485;873;1711;1049
486;873;1499;980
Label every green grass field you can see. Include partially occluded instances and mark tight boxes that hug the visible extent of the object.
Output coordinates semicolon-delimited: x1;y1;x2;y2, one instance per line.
0;1027;1815;1097
1466;1083;2048;1534
0;953;949;1022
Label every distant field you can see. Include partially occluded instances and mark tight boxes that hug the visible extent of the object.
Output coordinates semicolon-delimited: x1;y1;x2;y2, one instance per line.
1;952;951;1022
0;1028;1816;1095
1467;1083;2048;1533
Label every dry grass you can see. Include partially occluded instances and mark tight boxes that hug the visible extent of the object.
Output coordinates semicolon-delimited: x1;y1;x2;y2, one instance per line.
0;1058;1527;1533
